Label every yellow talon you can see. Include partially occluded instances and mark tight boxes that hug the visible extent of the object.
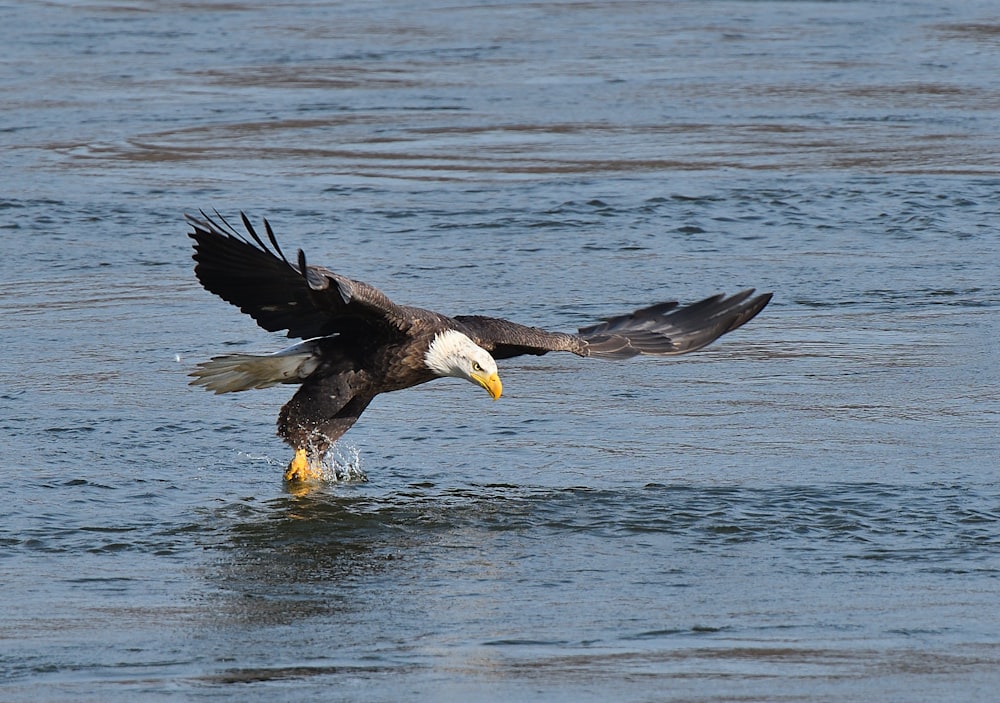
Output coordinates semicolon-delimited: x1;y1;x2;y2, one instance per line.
284;448;323;482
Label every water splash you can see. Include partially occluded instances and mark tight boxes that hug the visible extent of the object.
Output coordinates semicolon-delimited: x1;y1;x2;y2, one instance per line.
238;445;367;483
317;443;367;483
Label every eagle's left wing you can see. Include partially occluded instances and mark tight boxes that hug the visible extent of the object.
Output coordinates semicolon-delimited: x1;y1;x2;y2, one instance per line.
187;212;415;339
456;290;771;361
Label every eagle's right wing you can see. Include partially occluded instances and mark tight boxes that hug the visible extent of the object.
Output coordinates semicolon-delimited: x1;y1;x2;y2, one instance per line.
187;212;414;339
456;290;771;361
452;316;589;360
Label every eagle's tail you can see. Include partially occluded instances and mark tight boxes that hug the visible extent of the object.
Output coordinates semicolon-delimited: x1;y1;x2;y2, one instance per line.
189;339;322;394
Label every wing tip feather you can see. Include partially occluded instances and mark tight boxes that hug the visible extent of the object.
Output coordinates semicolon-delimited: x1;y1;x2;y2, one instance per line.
580;289;771;359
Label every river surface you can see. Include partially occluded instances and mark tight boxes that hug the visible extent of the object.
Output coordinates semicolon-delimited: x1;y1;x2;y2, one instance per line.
2;1;999;701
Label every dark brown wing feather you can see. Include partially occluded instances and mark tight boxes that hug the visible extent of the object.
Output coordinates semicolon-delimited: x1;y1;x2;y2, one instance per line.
577;289;771;359
454;316;589;360
456;290;771;361
187;212;416;340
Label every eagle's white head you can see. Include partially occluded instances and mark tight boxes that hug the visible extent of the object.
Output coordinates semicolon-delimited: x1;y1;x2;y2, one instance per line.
424;329;503;400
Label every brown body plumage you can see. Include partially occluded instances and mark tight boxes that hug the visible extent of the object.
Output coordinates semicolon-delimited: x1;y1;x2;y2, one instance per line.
187;212;771;481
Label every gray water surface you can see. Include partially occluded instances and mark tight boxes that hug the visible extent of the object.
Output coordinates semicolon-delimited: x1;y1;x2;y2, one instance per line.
2;1;999;701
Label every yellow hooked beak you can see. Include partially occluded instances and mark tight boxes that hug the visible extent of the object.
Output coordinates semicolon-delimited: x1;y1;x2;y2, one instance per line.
473;371;503;400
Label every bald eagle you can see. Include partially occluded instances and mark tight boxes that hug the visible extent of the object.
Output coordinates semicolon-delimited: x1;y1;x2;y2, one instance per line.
187;212;771;482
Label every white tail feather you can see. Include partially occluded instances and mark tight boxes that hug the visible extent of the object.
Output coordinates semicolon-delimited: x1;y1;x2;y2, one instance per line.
189;340;322;394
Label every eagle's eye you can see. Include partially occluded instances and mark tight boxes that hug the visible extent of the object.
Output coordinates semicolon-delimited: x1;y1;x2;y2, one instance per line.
472;362;483;373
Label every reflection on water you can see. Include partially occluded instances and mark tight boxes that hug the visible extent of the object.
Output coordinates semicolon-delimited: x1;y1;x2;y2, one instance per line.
3;0;1000;701
193;482;1000;698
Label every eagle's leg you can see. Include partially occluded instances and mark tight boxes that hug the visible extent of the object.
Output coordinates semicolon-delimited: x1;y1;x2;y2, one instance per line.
284;447;324;482
278;376;373;483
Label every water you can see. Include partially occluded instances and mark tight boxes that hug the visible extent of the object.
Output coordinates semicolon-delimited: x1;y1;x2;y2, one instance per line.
2;1;999;700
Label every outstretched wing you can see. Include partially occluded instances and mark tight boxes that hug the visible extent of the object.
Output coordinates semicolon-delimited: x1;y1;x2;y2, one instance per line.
456;290;771;361
452;316;589;360
187;211;414;339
